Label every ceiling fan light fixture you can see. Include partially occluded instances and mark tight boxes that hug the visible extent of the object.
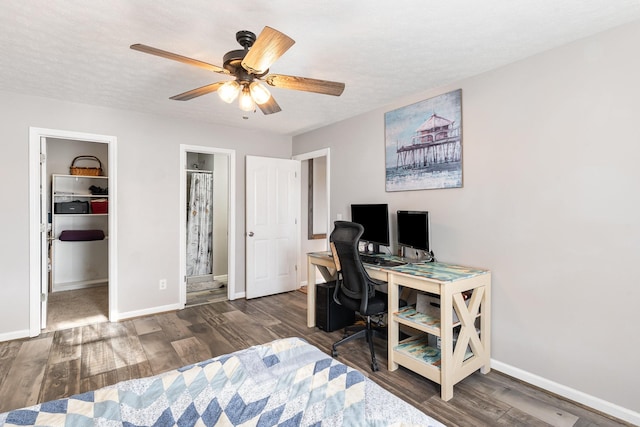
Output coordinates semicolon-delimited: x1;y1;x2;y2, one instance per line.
238;85;256;111
217;80;240;103
249;81;271;105
131;26;344;115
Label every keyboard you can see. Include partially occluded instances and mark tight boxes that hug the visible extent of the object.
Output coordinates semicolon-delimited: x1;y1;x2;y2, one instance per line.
359;254;379;264
360;254;406;267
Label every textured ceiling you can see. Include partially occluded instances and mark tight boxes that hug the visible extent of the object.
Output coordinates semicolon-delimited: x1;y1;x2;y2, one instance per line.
1;1;640;136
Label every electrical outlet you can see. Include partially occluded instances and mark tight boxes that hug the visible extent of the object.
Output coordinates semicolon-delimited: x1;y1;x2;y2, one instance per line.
159;279;167;290
337;213;343;220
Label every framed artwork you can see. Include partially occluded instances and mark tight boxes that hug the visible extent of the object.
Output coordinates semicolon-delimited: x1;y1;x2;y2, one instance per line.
385;89;462;191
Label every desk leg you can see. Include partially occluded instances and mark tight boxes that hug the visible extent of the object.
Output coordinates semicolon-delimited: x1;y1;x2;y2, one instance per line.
307;256;316;328
481;280;492;374
440;288;454;401
387;274;399;371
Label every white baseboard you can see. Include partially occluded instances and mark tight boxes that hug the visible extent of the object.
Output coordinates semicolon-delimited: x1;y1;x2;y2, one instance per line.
187;274;228;285
300;280;308;287
0;329;30;343
230;291;245;300
116;302;184;321
492;359;640;426
214;274;228;283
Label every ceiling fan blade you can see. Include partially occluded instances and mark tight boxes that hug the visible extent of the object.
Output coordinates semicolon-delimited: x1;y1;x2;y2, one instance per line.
170;82;226;101
264;74;345;96
257;96;282;115
130;44;229;74
241;27;295;75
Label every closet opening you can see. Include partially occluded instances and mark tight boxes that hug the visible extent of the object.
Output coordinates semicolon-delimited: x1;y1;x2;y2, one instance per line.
180;146;235;306
46;139;109;330
29;127;117;337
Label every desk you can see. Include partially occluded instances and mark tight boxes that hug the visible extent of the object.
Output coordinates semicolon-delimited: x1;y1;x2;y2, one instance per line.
306;251;491;401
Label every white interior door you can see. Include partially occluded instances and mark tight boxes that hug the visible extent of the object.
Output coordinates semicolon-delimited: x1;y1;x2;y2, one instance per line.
246;156;300;299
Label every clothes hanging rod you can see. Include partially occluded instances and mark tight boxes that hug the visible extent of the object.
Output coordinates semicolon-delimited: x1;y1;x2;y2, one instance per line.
186;169;212;174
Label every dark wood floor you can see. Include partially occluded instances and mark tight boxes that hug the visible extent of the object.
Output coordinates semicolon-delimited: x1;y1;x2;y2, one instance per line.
0;290;631;426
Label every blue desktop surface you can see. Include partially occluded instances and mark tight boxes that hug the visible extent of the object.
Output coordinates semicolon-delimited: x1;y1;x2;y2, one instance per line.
385;262;488;282
357;252;488;282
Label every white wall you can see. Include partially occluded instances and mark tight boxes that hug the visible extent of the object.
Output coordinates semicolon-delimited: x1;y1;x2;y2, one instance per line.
0;91;291;337
294;20;640;420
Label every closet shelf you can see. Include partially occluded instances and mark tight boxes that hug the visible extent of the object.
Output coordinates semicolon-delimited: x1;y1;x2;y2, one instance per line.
53;213;108;217
56;174;108;179
55;236;109;242
51;174;109;293
54;193;109;198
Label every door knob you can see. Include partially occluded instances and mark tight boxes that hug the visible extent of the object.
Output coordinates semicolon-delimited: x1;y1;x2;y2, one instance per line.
248;231;254;237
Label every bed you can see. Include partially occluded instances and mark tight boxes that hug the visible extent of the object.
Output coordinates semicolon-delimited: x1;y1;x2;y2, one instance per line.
0;337;444;426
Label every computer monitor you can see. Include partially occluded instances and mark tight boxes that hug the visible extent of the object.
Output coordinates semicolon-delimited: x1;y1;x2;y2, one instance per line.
350;204;390;253
397;210;431;253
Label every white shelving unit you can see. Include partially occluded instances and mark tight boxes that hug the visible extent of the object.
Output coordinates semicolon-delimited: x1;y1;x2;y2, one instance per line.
51;174;109;292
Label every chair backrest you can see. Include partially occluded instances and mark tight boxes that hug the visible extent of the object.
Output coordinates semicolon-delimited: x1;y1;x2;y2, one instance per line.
330;221;374;303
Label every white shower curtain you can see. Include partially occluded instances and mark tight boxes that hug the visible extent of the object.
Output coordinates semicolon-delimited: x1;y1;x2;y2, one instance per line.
186;172;213;276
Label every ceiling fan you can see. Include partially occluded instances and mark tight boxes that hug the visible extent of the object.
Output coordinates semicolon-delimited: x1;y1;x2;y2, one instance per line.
130;26;345;115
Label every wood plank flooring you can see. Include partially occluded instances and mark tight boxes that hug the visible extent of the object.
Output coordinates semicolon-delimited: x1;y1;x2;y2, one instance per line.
0;290;632;426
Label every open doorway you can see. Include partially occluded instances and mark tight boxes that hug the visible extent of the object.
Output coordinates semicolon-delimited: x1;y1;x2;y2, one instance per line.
293;148;330;288
29;128;117;337
179;145;236;306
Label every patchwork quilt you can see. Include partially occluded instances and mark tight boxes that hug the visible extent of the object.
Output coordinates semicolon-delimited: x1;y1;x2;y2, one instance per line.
0;337;445;426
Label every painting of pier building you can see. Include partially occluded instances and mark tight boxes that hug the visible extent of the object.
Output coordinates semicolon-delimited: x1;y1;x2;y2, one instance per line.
385;89;462;191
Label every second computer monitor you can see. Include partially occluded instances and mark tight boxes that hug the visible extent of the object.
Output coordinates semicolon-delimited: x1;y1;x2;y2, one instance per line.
397;210;431;253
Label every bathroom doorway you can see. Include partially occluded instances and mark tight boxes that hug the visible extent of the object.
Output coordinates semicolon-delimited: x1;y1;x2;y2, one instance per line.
179;145;236;306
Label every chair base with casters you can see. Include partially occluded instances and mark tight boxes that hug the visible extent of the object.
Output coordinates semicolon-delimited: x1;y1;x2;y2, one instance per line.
330;287;387;372
332;312;386;371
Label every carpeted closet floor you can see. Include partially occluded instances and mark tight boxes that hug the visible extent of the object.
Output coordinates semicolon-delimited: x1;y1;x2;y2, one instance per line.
45;285;109;332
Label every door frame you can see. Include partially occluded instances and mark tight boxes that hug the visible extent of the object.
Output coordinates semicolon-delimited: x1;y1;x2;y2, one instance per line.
293;148;331;252
179;145;236;304
28;127;117;336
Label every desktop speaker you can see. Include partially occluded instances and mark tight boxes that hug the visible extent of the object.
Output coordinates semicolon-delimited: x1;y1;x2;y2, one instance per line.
316;281;355;332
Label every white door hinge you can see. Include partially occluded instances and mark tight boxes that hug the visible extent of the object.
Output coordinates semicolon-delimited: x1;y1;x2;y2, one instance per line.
40;153;46;164
41;293;47;302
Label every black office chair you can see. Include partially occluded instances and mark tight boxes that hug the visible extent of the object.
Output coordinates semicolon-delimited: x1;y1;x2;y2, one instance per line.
330;221;387;371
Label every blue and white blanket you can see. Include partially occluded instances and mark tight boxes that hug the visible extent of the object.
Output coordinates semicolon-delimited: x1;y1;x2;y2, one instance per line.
0;337;444;426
